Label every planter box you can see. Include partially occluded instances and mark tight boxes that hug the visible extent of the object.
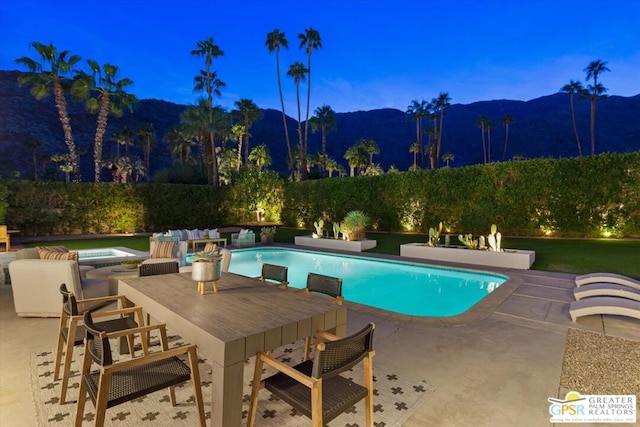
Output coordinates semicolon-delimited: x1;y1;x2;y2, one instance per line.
295;235;377;252
400;243;535;269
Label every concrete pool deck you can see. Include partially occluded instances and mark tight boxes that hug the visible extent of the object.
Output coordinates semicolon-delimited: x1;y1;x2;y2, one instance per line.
1;243;640;426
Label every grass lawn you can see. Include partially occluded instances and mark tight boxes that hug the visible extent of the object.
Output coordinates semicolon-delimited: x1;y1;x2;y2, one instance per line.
22;228;640;279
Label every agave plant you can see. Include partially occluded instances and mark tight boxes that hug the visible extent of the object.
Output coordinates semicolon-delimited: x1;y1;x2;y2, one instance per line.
341;210;369;241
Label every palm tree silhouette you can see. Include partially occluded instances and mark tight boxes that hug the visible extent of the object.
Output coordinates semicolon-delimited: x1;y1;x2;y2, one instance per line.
584;59;610;155
561;80;585;156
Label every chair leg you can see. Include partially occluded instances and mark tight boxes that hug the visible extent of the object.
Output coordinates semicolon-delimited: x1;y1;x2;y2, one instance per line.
187;347;206;427
311;381;323;427
74;344;93;427
53;312;67;380
247;354;265;427
60;319;78;403
303;336;312;361
363;354;374;427
93;372;111;427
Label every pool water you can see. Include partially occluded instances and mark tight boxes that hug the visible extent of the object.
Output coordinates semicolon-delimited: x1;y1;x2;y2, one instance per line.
228;247;507;317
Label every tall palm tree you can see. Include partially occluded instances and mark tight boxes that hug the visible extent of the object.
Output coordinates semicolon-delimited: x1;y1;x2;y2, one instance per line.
560;80;585;156
584;59;610;156
362;139;379;164
72;60;136;182
137;124;155;182
298;27;322;157
112;127;134;158
406;99;428;168
486;119;494;163
433;92;451;169
16;42;82;181
287;61;309;179
309;104;336;173
232;98;262;166
22;135;43;181
164;126;193;163
476;115;488;164
230;123;246;172
265;29;294;178
191;37;225;186
500;114;514;161
409;141;420;169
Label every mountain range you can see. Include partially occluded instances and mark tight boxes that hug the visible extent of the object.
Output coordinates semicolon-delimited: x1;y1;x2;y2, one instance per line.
1;69;639;180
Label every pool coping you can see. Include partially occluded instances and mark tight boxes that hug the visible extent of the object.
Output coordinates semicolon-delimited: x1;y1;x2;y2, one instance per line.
240;243;523;327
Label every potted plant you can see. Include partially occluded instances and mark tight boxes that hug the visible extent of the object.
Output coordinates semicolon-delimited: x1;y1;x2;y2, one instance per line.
260;226;276;244
191;249;223;285
340;210;369;241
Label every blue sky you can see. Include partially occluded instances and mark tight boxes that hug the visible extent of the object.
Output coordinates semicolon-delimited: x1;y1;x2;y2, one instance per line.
1;0;639;114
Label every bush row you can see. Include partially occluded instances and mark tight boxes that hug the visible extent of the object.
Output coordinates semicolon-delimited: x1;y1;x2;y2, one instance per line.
3;152;640;238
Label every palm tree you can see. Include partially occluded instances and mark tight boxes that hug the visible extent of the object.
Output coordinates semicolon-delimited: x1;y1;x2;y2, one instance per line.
362;139;379;164
584;59;610;155
191;37;225;186
298;27;322;157
433;92;451;168
164;126;193;163
325;157;338;177
137;124;155;182
561;80;585;156
72;61;136;182
112;127;134;157
232;98;262;166
309;104;336;173
442;152;454;167
476;115;488;164
486;119;494;163
16;42;82;181
500;114;514;161
406;100;428;168
409;141;420;169
287;61;309;179
22;135;43;181
265;29;294;178
230;123;246;172
249;144;272;173
344;140;369;176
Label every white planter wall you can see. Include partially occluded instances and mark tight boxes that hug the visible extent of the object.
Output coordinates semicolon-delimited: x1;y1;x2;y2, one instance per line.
294;235;377;252
400;243;535;269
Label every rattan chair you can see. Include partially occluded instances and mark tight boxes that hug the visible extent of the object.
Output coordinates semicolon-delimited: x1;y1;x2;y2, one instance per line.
257;263;289;289
248;322;375;427
74;311;206;427
55;284;146;404
303;273;344;360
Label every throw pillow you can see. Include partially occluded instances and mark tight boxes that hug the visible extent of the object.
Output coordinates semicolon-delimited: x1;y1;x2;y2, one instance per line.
151;241;177;259
36;245;68;258
39;249;79;261
187;229;200;240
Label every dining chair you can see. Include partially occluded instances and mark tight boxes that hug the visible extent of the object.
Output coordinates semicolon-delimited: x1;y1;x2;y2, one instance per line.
303;272;344;360
258;263;288;289
74;311;206;427
55;284;146;404
247;322;376;427
137;260;180;344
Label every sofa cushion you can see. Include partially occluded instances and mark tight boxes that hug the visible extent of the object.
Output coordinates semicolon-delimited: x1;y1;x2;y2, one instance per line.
187;229;201;240
151;241;177;258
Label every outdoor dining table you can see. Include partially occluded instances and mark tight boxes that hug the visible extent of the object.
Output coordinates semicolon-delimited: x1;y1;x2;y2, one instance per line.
118;272;347;427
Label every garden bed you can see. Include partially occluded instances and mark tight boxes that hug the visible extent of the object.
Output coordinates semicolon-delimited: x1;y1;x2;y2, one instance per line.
399;243;535;269
294;235;377;252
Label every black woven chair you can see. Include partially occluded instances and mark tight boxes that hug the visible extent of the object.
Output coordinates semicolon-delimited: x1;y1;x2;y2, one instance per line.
138;260;180;276
54;283;145;404
75;311;206;427
303;273;344;360
248;322;375;427
257;263;289;289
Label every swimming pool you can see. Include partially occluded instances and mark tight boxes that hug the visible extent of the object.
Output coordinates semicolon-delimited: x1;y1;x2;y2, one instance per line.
228;247;507;317
76;247;148;268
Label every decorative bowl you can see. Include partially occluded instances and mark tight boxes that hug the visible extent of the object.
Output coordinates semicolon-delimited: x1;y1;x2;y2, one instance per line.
121;260;140;270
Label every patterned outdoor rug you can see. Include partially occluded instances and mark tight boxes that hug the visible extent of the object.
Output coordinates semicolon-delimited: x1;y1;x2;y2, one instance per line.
31;335;434;426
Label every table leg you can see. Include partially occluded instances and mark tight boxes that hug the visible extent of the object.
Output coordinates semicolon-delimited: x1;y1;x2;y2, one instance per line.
210;359;244;426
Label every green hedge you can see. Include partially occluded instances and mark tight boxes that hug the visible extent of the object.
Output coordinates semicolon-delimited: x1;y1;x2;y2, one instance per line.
5;152;640;238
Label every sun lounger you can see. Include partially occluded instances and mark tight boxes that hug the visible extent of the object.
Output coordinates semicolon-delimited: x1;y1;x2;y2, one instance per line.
574;283;640;302
575;272;640;291
569;296;640;322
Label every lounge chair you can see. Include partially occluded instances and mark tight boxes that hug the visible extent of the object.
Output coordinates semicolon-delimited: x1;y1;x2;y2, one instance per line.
575;272;640;291
569;297;640;322
574;283;640;302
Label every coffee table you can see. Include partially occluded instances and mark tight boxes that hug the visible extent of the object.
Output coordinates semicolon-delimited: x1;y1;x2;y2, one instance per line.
190;237;227;251
118;272;347;427
85;265;139;295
